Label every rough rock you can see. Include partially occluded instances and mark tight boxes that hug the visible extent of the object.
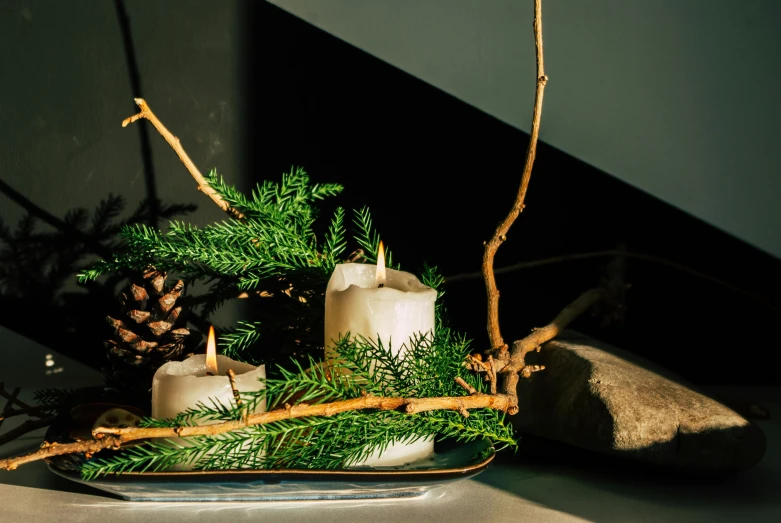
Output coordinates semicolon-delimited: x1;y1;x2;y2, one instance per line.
511;330;766;472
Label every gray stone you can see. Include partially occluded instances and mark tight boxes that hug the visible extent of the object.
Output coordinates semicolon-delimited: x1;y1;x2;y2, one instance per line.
511;330;766;472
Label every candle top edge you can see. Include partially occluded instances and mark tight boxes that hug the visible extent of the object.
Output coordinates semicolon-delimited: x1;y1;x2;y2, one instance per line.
328;263;436;294
155;354;265;379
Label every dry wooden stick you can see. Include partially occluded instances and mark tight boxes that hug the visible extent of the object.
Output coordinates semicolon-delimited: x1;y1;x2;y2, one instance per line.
0;389;510;471
226;369;242;409
499;289;604;414
122;98;245;221
226;369;248;424
482;0;548;353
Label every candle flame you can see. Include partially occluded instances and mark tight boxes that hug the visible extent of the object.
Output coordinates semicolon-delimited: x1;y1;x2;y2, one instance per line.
376;240;387;287
205;325;218;375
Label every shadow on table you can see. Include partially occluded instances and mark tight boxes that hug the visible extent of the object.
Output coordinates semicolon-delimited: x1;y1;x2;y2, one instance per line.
477;434;780;522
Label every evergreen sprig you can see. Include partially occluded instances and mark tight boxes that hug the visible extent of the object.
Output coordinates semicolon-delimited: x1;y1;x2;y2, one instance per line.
72;165;516;480
77;167;345;286
79;328;516;478
76;167;388;369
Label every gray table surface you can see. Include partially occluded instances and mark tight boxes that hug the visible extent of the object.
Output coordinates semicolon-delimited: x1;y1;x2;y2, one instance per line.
1;326;778;523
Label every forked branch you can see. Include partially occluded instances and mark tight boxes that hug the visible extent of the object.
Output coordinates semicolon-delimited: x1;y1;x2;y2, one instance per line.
122;98;245;221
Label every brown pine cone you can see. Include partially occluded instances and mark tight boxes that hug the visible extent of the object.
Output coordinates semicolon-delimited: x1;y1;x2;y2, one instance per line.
104;268;201;396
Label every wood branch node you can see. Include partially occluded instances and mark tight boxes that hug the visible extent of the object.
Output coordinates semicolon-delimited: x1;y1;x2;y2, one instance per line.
454;377;478;395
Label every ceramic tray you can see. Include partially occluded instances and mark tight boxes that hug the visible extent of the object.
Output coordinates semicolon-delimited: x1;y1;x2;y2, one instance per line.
48;439;495;502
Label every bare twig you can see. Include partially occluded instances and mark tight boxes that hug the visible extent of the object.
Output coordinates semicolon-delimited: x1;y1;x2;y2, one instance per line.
122;98;245;221
0;416;56;447
226;369;242;409
482;0;547;352
0;437;125;471
226;369;247;424
0;393;510;471
500;289;603;414
454;377;478;395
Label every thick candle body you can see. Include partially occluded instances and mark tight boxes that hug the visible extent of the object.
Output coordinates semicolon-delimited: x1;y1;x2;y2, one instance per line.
152;355;266;419
325;263;437;467
325;263;437;360
152;354;266;470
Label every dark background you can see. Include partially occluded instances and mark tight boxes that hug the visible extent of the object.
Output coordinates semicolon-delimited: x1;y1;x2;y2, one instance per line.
242;2;781;385
1;1;779;386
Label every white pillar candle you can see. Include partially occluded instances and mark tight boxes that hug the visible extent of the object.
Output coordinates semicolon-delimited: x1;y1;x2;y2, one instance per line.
152;355;266;420
151;327;266;470
324;246;438;467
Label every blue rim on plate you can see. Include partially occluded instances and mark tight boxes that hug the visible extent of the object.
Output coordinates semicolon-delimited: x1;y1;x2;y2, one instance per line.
47;439;496;501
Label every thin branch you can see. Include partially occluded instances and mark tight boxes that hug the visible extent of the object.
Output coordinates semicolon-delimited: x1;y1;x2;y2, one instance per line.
483;0;547;351
122;98;245;221
0;416;56;447
506;288;604;372
226;369;247;424
0;437;125;471
500;289;603;414
0;393;510;471
226;369;242;409
454;377;478;395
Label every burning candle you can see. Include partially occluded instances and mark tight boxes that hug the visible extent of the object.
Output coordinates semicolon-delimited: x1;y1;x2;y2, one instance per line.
324;241;438;467
151;326;266;469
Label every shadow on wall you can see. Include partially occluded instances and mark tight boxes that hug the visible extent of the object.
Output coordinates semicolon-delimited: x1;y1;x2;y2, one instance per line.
0;178;200;371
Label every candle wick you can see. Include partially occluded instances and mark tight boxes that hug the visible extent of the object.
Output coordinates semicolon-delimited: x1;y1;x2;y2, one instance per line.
205;372;215;376
377;283;384;288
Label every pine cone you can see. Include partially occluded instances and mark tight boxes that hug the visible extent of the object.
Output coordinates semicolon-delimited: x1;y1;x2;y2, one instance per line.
104;268;201;398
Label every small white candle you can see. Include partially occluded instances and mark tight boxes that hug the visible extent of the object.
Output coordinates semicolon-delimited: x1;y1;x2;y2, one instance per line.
151;326;266;469
324;242;438;467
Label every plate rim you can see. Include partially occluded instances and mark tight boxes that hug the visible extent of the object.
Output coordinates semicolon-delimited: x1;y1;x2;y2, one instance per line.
47;440;495;481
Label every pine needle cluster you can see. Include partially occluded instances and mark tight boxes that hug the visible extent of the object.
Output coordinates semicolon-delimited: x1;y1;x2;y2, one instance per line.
78;167;396;370
80;329;515;479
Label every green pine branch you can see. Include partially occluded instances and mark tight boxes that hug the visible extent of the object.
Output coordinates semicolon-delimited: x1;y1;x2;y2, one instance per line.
79;327;516;479
68;165;516;480
352;206;397;268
